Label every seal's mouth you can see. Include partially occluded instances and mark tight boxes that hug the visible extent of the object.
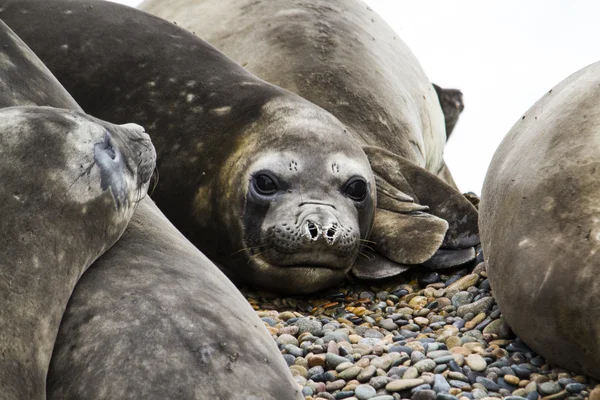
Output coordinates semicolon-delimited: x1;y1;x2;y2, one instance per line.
247;248;351;270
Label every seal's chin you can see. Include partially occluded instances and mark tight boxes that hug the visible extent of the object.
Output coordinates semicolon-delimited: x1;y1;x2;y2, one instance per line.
256;249;354;271
244;253;352;294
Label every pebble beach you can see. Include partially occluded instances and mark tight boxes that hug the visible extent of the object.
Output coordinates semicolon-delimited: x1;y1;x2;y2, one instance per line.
243;259;600;400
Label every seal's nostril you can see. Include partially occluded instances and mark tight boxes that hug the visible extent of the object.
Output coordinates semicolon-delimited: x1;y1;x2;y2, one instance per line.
306;221;319;239
326;227;336;239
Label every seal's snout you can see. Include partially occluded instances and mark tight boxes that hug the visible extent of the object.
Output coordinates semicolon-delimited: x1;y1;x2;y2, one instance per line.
304;218;339;245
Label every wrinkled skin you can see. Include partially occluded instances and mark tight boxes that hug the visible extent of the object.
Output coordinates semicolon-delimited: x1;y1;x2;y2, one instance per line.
480;61;600;379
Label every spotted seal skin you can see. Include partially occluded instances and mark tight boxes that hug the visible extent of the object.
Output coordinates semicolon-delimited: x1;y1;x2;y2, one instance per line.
0;20;156;399
480;61;600;378
140;0;479;277
0;106;155;400
1;0;476;290
48;197;302;400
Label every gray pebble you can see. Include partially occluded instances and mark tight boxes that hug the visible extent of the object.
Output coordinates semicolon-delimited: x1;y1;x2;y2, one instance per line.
355;384;377;400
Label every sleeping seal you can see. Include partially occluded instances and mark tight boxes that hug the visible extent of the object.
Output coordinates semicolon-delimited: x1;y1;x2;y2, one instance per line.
0;20;155;399
0;0;477;292
480;61;600;379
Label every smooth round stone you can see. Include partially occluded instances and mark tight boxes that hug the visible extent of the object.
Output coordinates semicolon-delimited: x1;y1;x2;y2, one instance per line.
415;359;436;373
327;380;347;391
476;377;500;392
539;382;562;396
339;366;363;380
403;367;420;380
284;344;304;357
412;389;437;400
355;384;377;400
282;353;295;366
357;365;377;382
334;391;355;399
378;318;399;331
436;393;460;400
370;396;394;400
294;317;323;336
503;375;520;386
446;336;462;349
466;354;487;372
328;353;351;369
302;386;314;396
565;383;587;394
278;333;299;346
457;297;495;318
412;351;427;363
369;376;391;390
386;379;426;392
433;374;451;393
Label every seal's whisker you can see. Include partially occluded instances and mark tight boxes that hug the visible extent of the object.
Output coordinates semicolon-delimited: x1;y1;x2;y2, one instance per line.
247;248;272;264
230;246;263;256
149;167;160;196
358;238;377;245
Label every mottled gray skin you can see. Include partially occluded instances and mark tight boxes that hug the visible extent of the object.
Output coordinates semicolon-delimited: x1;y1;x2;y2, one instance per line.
142;0;450;183
0;20;155;399
480;61;600;378
48;197;302;400
0;107;154;400
140;0;479;277
0;0;377;293
1;0;477;289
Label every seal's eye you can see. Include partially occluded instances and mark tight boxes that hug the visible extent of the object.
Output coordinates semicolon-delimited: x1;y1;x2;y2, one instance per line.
253;174;278;195
344;178;367;202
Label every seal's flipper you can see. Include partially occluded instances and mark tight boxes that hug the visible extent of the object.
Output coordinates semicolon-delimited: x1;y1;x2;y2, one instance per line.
352;250;411;280
364;145;479;250
370;208;448;265
422;247;476;269
432;83;464;139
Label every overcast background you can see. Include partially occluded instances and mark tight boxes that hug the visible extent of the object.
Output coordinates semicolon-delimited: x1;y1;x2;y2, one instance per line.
111;0;600;194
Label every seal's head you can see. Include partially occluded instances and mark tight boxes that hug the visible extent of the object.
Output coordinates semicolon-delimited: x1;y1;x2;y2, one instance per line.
197;98;375;293
2;106;156;227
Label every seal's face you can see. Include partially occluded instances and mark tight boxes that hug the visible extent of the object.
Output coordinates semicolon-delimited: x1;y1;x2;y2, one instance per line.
224;101;376;293
2;107;156;220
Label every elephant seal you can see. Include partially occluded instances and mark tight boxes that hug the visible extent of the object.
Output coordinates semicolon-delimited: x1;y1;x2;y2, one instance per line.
480;61;600;378
0;17;300;400
1;0;477;292
48;197;303;399
0;20;156;399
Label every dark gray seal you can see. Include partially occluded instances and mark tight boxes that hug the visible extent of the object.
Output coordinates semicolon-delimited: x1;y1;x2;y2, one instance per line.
0;15;301;400
48;197;303;400
480;61;600;379
140;0;479;277
0;0;477;292
0;20;156;399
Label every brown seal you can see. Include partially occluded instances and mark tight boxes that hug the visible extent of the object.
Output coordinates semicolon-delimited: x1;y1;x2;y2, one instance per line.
480;61;600;379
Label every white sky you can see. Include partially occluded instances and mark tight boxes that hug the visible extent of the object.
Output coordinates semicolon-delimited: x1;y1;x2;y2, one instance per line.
112;0;600;193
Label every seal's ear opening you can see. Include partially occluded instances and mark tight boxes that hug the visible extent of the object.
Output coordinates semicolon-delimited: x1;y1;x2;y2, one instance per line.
353;145;480;276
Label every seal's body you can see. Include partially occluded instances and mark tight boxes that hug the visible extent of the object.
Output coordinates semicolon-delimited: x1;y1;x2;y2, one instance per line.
0;21;155;399
0;0;478;291
48;197;303;400
480;61;600;379
141;0;453;184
